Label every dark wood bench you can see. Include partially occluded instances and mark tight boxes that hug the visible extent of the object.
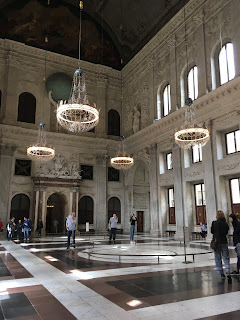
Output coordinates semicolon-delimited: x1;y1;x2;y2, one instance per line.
165;230;176;237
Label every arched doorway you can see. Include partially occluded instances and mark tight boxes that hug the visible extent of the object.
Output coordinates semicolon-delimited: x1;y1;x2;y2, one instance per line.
46;193;66;233
78;196;94;230
108;197;121;222
10;194;30;222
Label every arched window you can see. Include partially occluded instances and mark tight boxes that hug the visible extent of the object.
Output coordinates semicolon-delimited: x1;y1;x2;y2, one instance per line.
188;66;198;101
10;194;30;222
219;43;235;85
163;84;171;117
108;109;120;136
108;197;121;223
17;92;36;124
78;196;94;224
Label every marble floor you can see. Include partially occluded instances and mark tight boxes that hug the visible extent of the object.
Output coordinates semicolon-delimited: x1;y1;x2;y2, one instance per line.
0;234;239;319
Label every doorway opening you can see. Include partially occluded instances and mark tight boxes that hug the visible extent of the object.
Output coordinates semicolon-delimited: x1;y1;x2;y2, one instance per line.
46;193;66;233
10;194;30;222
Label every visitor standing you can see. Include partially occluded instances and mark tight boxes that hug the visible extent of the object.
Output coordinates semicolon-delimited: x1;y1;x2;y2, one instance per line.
229;213;240;275
200;222;207;239
23;217;31;242
36;219;43;237
16;219;23;242
7;217;15;241
130;213;137;243
211;210;232;283
66;212;76;249
109;213;118;244
0;218;3;232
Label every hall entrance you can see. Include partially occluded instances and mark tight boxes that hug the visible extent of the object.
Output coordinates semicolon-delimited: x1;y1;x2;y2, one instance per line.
46;193;66;233
10;194;30;222
137;211;144;232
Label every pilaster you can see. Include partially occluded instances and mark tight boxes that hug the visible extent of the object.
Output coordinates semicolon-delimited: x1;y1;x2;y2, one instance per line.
95;154;107;230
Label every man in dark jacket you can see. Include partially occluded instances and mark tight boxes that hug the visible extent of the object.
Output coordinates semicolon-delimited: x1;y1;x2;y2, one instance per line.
229;213;240;274
7;217;15;240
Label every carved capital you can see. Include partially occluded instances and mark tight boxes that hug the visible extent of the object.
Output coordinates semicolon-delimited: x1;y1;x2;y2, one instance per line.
97;76;108;88
148;143;157;157
193;10;204;25
0;144;16;156
96;154;107;165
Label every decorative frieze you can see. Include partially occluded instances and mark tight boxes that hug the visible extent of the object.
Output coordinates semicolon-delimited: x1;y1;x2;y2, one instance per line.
0;144;16;156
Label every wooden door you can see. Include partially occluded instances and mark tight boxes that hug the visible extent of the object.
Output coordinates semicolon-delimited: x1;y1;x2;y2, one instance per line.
137;211;144;232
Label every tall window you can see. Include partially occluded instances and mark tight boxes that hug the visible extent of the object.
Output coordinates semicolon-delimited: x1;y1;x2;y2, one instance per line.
166;152;173;170
81;165;93;180
194;183;206;225
108;197;121;223
108;167;119;181
188;66;198;101
17;92;36;124
78;196;94;224
226;130;240;154
168;188;175;224
108;109;120;136
192;145;202;163
219;43;235;85
230;178;240;214
15;159;31;176
163;84;171;116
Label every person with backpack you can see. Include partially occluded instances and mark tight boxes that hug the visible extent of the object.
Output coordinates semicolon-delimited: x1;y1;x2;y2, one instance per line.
7;217;15;241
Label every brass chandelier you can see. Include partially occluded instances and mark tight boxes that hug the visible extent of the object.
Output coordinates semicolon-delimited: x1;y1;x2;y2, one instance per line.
111;136;134;170
27;123;55;161
56;1;99;133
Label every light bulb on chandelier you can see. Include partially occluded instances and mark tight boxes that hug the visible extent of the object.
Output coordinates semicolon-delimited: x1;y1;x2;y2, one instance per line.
27;123;55;161
110;136;134;170
56;1;99;133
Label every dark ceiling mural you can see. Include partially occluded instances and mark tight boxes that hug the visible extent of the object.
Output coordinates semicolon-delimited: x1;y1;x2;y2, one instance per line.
0;0;190;69
0;0;121;69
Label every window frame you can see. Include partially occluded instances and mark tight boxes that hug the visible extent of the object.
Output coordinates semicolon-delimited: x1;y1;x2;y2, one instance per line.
168;187;175;225
229;178;240;214
192;144;202;164
187;66;198;101
166;152;173;170
194;183;207;225
218;42;235;86
225;129;240;155
163;84;171;117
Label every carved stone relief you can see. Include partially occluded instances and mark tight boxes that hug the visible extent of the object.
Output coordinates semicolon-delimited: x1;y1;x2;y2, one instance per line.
35;153;81;179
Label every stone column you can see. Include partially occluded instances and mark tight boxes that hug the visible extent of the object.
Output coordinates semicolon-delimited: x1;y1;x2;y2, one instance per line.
168;35;178;111
202;121;217;236
95;155;107;230
148;144;159;235
96;76;108;137
0;49;10;122
70;187;79;230
193;10;208;96
0;144;16;226
172;145;185;240
33;188;39;233
34;187;46;235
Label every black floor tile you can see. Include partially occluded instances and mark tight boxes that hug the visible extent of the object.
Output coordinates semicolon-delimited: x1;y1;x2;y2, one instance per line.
0;292;37;319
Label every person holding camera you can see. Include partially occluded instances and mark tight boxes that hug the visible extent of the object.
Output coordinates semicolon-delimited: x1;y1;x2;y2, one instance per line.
130;213;137;244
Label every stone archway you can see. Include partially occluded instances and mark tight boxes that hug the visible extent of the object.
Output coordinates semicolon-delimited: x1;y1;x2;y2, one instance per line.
10;193;30;222
46;193;67;233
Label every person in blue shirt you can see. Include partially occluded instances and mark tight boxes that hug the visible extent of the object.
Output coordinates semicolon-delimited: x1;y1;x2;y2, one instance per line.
66;212;76;249
200;222;207;239
23;217;31;242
